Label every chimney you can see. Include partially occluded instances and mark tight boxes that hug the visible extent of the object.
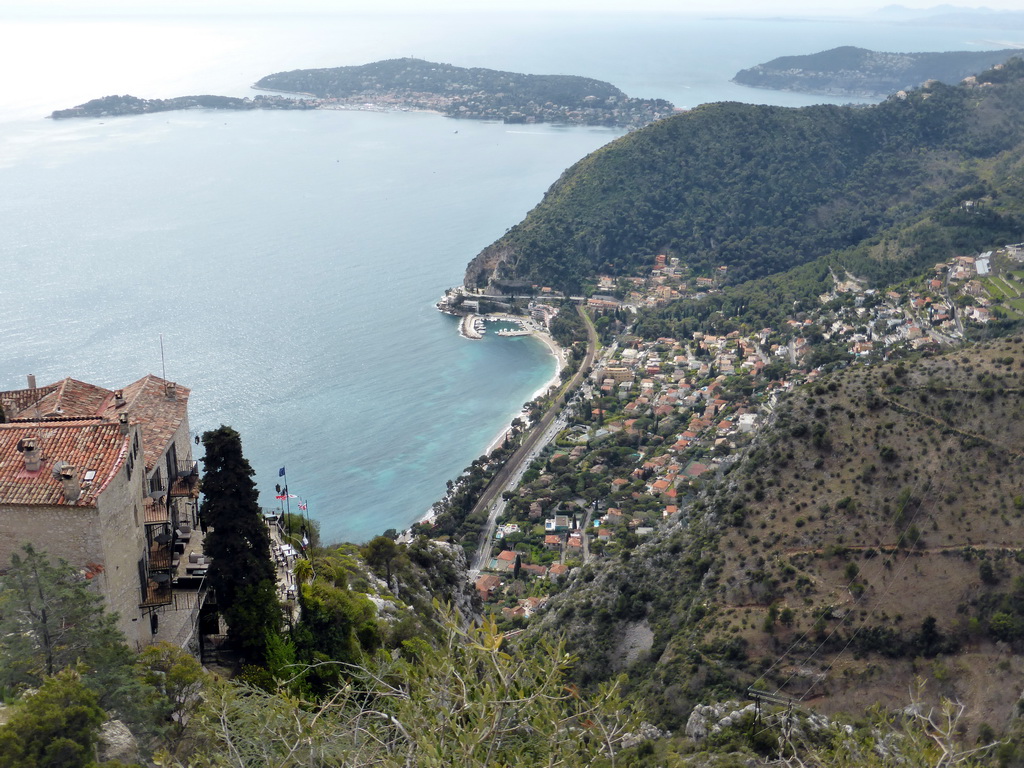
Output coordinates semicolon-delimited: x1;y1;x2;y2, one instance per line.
165;382;177;399
59;465;81;503
114;389;126;407
1;399;15;421
18;437;41;472
118;413;130;436
27;374;37;390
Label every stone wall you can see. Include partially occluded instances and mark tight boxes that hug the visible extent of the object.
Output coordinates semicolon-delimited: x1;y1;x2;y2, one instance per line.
97;426;149;648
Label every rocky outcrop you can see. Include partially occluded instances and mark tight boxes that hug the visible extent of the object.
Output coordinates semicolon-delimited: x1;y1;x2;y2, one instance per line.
463;243;517;291
98;719;140;764
620;721;669;749
685;701;757;742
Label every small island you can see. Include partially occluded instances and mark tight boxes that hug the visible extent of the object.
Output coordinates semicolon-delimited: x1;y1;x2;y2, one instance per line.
733;46;1021;97
255;57;675;128
51;58;675;129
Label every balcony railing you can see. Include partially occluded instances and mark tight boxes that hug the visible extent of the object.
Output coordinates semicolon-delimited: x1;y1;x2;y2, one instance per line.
169;460;200;498
141;576;173;607
148;539;175;570
143;497;169;525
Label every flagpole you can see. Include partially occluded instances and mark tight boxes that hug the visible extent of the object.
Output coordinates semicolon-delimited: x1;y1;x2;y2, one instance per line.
283;467;292;542
299;498;311;552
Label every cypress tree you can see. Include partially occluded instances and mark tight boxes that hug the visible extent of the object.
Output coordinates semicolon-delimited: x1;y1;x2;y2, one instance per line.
200;426;279;663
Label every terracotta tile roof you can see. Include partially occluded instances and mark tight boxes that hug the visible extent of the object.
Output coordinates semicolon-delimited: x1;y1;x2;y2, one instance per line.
5;375;189;476
0;421;128;506
27;379;114;419
103;375;190;473
0;384;60;415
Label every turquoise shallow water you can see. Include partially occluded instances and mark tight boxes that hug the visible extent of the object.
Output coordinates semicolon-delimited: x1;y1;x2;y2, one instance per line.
1;11;1017;542
0;108;601;543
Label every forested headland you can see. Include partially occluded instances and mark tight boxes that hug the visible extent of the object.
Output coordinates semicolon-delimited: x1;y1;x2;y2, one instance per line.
255;57;675;127
733;46;1022;97
465;57;1024;298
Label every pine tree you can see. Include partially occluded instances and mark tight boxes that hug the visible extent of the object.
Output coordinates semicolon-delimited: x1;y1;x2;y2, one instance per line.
0;669;106;768
200;426;279;664
0;545;130;693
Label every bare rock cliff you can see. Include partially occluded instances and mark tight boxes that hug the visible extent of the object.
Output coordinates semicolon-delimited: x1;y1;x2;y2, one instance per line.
464;243;517;290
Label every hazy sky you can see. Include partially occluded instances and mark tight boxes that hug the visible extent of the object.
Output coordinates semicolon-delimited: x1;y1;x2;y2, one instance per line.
9;0;1024;15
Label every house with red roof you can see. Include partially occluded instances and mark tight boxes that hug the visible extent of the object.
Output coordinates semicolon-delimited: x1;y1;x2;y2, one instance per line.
489;549;520;572
650;478;671;495
0;374;201;649
475;574;502;600
548;563;569;580
520;563;548;578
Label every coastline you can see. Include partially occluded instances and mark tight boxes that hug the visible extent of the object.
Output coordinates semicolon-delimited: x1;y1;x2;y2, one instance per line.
408;319;566;535
482;328;564;456
251;85;446;116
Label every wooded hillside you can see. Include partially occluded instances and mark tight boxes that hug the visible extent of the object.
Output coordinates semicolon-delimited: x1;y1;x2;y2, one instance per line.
733;46;1021;96
465;57;1024;295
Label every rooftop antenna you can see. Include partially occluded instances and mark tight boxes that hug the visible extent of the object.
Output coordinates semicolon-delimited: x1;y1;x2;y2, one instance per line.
160;334;166;380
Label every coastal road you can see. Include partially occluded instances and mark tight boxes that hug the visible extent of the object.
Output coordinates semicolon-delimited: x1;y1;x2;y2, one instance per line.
468;306;598;578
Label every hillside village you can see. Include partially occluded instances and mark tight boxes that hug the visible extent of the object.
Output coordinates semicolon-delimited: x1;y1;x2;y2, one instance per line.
472;240;1024;625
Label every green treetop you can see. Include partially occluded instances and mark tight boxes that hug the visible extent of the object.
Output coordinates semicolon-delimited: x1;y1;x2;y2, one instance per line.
200;426;280;665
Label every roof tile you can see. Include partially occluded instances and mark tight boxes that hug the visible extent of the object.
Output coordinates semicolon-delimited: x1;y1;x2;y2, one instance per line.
0;421;128;507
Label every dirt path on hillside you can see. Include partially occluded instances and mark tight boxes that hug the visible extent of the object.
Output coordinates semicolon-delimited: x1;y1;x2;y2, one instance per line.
783;543;1024;557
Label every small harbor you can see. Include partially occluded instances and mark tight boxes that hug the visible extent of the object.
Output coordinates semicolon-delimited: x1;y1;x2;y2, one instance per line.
459;312;538;340
460;313;487;339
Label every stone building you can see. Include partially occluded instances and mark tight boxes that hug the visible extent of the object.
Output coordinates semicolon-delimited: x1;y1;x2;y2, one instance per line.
0;374;205;650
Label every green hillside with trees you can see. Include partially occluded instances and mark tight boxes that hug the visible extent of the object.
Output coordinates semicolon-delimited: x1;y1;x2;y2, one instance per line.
13;53;1024;768
526;337;1024;757
465;57;1024;295
733;46;1022;97
256;57;674;127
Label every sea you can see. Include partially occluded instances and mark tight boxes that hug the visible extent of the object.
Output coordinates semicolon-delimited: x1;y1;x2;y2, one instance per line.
1;10;1020;543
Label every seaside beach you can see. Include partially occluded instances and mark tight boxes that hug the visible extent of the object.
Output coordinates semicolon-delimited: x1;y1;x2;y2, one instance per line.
483;322;566;455
456;309;567;456
409;316;566;535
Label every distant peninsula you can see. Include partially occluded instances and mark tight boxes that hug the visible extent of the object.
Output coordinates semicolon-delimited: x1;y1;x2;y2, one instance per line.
733;46;1022;97
254;57;675;128
51;59;674;128
51;93;315;119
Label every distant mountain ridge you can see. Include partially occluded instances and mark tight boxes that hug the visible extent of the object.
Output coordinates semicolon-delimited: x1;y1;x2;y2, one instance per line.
733;46;1021;97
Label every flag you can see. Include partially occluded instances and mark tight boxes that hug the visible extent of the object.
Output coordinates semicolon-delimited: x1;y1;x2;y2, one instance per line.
301;535;310;548
275;494;298;500
298;502;307;511
279;466;286;477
